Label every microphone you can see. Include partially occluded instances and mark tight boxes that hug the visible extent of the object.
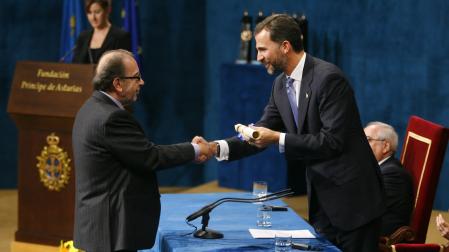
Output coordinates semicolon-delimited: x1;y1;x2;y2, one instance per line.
186;189;293;222
186;203;215;223
185;189;294;239
59;45;77;62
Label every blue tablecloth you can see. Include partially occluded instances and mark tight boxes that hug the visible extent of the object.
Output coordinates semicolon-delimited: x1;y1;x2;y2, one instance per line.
142;193;340;252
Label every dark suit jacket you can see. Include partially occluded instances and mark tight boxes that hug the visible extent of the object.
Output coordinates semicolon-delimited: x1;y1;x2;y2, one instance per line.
380;156;414;236
72;26;131;64
72;91;194;251
226;54;386;231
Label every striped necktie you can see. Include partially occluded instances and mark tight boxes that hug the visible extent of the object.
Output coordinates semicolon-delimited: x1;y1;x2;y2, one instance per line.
286;77;298;127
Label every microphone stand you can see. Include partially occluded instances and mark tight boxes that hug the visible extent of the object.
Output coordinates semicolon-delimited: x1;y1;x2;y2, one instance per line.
194;211;221;239
186;189;294;239
59;45;77;62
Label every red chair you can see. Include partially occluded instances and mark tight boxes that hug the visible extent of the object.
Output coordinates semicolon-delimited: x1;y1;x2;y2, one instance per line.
380;116;449;250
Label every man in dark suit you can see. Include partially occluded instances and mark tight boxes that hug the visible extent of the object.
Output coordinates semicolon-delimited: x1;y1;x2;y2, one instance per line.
211;14;386;251
364;121;414;236
72;49;211;252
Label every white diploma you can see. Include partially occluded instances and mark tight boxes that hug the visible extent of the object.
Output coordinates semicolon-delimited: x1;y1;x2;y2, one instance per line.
234;123;260;140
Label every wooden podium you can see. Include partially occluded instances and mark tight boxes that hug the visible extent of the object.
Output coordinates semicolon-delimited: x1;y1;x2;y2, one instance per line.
7;61;95;245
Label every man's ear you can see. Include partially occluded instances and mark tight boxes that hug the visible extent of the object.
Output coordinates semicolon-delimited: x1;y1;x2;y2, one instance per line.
281;40;291;54
383;140;392;154
112;78;122;92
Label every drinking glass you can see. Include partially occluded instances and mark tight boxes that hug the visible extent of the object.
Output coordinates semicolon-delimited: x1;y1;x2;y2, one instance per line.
274;232;292;252
256;205;272;227
252;181;267;198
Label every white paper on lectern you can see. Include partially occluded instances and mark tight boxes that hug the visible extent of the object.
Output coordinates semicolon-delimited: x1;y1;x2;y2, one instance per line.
248;229;315;239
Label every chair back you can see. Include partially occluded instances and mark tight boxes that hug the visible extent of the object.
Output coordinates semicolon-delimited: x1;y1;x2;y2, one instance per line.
391;243;445;252
400;116;449;243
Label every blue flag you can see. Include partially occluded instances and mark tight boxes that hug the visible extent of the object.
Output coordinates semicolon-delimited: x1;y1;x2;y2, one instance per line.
60;0;85;62
121;0;142;66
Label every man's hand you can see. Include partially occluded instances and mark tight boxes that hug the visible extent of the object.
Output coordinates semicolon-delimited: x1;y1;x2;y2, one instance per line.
247;125;280;148
192;136;216;163
436;213;449;240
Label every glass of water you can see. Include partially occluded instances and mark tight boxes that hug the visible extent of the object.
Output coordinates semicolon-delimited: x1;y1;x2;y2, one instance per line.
252;181;267;199
256;205;272;227
274;232;292;252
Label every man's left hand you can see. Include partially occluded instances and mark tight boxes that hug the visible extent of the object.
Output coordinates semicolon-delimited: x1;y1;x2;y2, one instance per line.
247;125;280;148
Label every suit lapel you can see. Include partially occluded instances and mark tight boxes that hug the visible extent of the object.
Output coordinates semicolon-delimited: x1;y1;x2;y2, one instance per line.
297;55;313;134
101;26;114;49
80;29;94;61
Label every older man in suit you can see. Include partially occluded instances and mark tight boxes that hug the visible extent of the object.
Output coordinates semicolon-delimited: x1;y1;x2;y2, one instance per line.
72;49;211;252
209;14;386;251
364;121;414;236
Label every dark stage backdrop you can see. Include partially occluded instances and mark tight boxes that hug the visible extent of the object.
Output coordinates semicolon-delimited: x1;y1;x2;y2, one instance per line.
203;0;449;211
0;1;62;188
0;0;448;210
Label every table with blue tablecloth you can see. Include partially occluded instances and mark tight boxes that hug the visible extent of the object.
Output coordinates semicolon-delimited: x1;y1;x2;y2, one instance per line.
142;192;340;252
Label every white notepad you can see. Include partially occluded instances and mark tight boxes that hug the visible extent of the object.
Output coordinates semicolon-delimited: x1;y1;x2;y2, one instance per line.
248;229;316;239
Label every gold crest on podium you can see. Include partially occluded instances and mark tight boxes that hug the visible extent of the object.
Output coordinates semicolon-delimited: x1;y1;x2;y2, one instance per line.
36;133;71;191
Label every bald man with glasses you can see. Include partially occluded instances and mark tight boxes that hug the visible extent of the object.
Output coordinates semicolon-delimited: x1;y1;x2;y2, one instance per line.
364;121;414;236
72;49;213;252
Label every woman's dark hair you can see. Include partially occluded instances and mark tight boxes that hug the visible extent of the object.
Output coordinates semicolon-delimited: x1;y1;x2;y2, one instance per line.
84;0;110;13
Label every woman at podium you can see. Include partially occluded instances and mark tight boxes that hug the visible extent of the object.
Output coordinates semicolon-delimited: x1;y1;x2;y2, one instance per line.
73;0;131;64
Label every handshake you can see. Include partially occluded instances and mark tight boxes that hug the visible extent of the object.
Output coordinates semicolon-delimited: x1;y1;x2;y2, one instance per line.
190;124;282;163
191;136;218;163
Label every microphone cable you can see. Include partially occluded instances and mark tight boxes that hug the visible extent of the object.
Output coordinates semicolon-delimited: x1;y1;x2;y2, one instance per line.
182;219;198;236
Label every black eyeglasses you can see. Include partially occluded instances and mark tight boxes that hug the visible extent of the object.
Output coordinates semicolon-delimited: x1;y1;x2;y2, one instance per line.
366;136;384;142
118;74;142;81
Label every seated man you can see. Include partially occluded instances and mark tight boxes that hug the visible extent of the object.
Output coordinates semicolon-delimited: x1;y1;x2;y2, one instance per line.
364;121;414;236
437;213;449;241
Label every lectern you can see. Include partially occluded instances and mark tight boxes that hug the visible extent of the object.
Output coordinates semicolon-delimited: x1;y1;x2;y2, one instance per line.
7;61;95;245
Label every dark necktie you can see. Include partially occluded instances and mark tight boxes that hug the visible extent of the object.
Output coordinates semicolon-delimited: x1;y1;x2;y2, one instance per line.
286;77;298;127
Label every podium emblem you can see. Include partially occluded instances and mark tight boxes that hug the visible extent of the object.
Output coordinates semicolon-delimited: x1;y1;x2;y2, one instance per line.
36;133;71;191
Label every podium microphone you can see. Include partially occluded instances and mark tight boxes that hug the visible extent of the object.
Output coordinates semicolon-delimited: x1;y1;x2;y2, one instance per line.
186;189;294;239
59;45;77;62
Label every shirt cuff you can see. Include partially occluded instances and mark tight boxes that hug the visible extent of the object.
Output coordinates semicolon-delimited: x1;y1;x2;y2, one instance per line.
214;140;229;161
279;133;286;153
191;143;200;160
